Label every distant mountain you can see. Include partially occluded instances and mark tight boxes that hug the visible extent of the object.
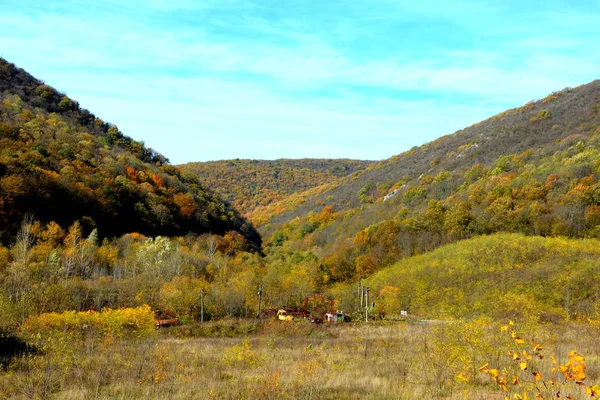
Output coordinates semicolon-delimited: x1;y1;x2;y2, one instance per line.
0;58;260;248
179;158;374;215
254;80;600;282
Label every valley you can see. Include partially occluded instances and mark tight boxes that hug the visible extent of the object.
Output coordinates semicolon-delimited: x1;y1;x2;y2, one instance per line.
1;58;600;399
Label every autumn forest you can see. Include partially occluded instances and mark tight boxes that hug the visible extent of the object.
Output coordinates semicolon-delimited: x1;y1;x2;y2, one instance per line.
2;57;600;399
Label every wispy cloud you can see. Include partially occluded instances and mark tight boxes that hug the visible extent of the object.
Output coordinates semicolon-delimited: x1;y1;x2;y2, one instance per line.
1;0;599;162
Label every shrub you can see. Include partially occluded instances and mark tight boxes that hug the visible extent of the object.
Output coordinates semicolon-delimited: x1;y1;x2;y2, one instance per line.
21;305;156;344
481;321;600;399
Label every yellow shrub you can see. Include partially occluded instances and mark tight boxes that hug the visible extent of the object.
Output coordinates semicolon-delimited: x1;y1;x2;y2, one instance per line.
21;305;156;342
222;339;263;369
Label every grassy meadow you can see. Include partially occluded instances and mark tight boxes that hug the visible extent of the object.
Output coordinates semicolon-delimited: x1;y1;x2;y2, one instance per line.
2;318;600;399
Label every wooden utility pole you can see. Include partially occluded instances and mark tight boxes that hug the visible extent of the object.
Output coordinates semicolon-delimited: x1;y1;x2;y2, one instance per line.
256;287;262;318
200;288;204;325
364;286;370;322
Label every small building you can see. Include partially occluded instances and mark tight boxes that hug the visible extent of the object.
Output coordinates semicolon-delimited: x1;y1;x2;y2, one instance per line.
325;311;345;323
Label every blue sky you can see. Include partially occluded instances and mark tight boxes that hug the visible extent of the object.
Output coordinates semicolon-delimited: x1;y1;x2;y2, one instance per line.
1;0;599;163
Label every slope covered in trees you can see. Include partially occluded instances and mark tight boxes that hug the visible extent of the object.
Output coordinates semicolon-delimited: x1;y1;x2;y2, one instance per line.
0;58;260;248
333;233;600;322
254;80;600;282
3;55;600;319
179;158;374;215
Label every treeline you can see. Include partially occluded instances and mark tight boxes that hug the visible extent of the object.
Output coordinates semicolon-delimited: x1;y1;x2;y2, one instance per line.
180;158;373;214
4;218;599;332
0;58;260;247
0;218;325;330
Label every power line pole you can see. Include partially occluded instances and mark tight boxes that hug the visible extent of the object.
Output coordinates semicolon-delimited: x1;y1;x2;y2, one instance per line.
365;286;370;322
200;288;204;325
256;287;262;318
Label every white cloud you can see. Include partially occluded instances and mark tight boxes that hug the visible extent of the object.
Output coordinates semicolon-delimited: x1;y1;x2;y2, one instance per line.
1;0;599;162
59;71;500;163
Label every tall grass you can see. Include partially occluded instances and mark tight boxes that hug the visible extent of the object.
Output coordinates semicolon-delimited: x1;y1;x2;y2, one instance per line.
1;319;599;399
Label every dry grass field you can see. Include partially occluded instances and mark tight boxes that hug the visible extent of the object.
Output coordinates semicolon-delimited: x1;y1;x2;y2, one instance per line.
2;318;599;399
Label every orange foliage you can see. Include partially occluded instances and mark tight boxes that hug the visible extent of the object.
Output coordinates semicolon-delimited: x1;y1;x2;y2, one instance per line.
316;206;336;225
126;166;138;182
354;229;371;246
173;193;198;218
545;174;560;190
151;173;164;188
355;254;375;278
41;221;66;246
123;232;148;242
42;169;60;181
220;231;247;254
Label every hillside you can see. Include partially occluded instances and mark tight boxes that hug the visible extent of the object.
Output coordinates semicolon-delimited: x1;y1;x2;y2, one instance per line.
332;233;600;321
254;80;600;282
0;58;260;248
179;158;374;215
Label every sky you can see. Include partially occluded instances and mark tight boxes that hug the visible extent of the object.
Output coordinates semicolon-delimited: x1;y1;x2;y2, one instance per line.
1;0;600;164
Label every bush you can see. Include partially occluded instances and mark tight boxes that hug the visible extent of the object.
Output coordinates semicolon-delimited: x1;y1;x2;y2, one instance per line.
20;305;156;343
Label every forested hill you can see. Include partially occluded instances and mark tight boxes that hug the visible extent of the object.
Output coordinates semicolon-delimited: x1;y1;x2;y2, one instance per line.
335;233;600;320
253;80;600;283
0;58;260;248
180;159;374;215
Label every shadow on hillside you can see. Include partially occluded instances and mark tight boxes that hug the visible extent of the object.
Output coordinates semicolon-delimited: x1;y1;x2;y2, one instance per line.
0;330;38;370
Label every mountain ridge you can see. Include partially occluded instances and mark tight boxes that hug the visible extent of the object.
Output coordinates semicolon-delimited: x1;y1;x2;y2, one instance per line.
249;79;600;282
255;80;600;226
179;158;374;215
0;57;260;248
